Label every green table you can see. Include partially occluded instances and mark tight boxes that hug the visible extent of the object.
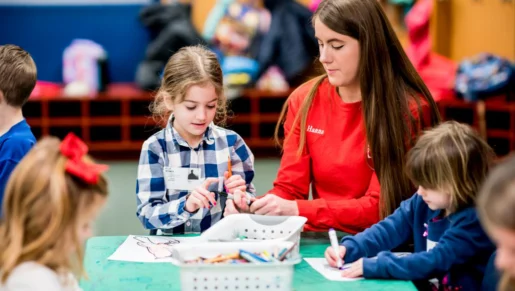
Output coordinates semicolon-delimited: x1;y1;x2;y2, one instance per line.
81;236;416;291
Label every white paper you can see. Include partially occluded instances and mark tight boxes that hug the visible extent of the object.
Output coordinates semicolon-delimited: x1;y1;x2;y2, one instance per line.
107;235;201;263
304;258;363;281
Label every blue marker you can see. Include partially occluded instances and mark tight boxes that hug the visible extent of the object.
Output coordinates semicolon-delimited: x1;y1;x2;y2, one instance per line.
239;250;268;263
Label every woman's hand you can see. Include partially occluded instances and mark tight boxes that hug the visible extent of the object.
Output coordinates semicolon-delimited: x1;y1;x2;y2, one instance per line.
249;194;299;216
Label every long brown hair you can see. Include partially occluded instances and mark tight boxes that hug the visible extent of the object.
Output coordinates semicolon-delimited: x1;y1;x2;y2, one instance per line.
478;155;515;291
149;45;227;126
406;121;494;214
0;137;108;283
274;0;441;219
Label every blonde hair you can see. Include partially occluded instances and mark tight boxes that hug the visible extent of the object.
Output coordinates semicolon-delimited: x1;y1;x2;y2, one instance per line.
406;121;494;214
499;275;515;291
149;45;227;126
0;137;108;283
478;155;515;291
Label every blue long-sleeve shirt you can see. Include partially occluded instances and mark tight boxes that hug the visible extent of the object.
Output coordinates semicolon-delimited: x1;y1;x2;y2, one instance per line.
341;194;495;290
481;251;499;291
0;119;36;207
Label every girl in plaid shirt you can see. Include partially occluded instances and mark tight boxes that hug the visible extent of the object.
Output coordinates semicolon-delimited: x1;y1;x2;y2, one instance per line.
136;46;256;234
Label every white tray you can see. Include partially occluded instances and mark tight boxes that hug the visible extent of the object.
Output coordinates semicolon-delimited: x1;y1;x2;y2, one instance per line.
200;214;307;254
171;241;301;291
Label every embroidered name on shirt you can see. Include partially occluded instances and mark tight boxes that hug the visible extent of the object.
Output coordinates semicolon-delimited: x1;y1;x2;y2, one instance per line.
307;125;324;135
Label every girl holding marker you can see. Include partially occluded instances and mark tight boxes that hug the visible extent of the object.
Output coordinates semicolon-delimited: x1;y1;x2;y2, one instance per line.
325;122;496;290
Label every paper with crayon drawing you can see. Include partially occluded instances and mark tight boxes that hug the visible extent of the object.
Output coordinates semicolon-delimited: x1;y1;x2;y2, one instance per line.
304;258;363;281
107;235;201;263
305;253;411;281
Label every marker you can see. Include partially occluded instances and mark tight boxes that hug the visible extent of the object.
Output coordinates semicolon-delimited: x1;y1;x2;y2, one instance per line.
239;250;268;263
262;250;279;262
329;228;343;269
278;242;297;261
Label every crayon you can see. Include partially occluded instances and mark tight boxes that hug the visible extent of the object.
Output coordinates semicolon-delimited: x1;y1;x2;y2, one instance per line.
228;156;232;177
204;252;240;263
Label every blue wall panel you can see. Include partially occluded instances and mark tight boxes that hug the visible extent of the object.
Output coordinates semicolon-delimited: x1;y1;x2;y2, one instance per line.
0;4;151;82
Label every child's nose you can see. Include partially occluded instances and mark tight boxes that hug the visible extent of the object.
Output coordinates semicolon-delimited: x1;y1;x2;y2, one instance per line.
196;108;206;120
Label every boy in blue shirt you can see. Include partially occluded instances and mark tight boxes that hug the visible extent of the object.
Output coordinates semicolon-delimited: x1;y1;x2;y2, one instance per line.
0;45;37;205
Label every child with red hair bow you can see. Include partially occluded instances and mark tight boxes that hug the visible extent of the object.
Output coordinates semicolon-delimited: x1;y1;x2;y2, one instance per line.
0;133;109;291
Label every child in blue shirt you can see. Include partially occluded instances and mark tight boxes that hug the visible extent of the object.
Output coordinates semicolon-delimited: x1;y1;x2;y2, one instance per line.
0;45;37;205
136;45;255;234
478;155;515;291
325;121;496;290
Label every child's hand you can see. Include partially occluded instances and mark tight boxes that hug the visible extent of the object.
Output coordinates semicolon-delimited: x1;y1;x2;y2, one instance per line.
223;199;239;216
325;245;346;268
233;189;254;212
341;258;363;278
223;190;256;217
224;171;246;194
185;178;218;213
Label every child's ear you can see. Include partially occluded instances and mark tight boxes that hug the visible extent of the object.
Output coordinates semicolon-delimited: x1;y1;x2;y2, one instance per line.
161;92;174;112
0;91;4;104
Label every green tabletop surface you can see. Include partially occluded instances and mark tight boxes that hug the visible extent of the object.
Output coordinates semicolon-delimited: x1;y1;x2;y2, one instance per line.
81;236;416;291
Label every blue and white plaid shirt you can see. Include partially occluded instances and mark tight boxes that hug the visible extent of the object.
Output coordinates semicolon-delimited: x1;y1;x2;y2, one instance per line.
136;117;256;234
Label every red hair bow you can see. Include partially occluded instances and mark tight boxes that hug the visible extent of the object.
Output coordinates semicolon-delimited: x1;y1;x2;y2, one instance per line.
59;133;109;184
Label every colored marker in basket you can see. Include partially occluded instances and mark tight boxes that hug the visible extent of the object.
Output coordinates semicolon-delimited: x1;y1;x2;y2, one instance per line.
278;242;298;261
239;250;268;263
185;247;296;265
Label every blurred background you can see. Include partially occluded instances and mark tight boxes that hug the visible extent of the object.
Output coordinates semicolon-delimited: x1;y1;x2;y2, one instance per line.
0;0;513;236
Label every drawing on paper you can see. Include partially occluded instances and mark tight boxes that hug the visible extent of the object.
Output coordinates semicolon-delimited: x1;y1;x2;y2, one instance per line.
108;235;201;263
133;236;181;259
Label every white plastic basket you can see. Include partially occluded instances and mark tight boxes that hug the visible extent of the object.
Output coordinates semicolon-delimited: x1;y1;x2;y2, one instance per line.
200;215;307;255
171;241;301;291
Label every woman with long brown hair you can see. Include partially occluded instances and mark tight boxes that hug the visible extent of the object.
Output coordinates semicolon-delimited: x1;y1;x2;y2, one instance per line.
225;0;441;233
